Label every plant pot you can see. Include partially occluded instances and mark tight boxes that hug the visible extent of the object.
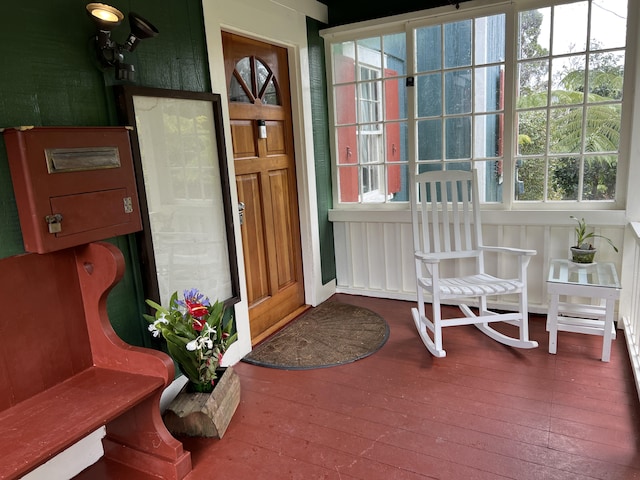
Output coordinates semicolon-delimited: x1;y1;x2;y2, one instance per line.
163;366;241;438
570;246;596;264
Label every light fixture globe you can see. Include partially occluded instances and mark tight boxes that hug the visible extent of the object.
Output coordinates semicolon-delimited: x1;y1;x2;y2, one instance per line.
86;3;124;31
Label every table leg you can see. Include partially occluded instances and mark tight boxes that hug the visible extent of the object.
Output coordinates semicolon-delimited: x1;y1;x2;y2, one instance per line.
548;292;559;355
601;298;615;362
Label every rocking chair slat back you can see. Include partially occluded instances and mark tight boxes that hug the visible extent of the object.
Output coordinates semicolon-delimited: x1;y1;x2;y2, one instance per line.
415;169;480;257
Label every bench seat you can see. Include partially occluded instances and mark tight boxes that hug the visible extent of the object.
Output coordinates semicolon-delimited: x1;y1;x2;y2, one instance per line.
0;242;192;479
0;367;163;478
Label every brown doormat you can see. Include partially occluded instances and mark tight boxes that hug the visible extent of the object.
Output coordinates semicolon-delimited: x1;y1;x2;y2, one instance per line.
242;301;390;370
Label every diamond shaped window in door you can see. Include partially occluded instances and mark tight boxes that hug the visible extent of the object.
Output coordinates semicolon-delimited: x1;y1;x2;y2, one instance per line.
229;56;281;105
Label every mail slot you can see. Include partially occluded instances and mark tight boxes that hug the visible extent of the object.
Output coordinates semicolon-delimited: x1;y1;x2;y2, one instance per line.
2;126;143;253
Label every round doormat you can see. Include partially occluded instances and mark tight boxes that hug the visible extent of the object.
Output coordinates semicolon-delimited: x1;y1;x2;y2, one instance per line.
242;301;390;370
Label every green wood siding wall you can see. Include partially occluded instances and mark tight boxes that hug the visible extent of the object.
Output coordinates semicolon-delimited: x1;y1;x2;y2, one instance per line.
0;0;210;347
307;17;336;285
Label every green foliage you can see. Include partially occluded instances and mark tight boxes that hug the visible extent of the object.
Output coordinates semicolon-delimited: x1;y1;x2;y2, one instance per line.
145;289;238;391
516;10;623;202
569;215;618;252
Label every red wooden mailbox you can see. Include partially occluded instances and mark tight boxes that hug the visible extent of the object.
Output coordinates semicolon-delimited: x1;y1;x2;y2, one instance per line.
2;126;142;253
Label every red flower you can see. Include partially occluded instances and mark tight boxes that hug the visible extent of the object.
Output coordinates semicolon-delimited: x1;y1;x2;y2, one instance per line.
185;300;208;331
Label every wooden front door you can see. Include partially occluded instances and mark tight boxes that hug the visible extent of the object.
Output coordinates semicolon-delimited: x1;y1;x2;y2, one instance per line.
222;32;306;344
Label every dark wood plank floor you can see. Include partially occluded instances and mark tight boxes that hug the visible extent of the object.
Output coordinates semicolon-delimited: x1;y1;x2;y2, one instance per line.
181;294;640;478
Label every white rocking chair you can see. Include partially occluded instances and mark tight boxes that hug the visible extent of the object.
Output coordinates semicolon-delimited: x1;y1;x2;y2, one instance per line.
411;169;539;357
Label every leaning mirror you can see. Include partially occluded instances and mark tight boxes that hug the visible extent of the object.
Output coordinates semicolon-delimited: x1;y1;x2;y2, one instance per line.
116;86;240;307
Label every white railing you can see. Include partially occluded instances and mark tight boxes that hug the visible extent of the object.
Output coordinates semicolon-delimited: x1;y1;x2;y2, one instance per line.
621;222;640;402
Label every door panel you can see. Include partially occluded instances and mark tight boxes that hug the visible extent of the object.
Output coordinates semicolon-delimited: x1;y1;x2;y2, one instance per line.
223;31;306;343
235;173;269;304
230;121;257;159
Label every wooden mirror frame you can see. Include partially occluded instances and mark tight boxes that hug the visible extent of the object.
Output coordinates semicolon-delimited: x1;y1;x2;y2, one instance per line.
116;86;240;307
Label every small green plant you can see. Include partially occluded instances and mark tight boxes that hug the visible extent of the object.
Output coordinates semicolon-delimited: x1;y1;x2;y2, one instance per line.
570;215;618;252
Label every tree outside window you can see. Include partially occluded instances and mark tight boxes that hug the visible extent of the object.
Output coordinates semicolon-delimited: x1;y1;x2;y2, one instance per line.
515;0;627;202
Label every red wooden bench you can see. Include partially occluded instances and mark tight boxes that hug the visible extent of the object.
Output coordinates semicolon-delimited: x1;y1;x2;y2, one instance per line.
0;242;192;479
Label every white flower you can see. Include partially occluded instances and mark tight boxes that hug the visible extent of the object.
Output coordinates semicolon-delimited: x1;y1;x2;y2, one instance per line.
186;335;214;352
148;315;169;338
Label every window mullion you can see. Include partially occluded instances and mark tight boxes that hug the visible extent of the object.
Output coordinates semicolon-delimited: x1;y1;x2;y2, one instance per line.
502;4;517;210
407;25;418;201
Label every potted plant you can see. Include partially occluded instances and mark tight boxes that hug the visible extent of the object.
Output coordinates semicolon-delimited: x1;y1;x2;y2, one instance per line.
145;288;237;393
145;289;241;438
569;215;618;263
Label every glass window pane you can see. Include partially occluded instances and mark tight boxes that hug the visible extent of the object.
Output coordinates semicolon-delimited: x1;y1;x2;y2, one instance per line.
383;33;407;77
586;105;622;152
445;116;471;160
515;158;545;201
518;8;550;60
385;122;407;163
549;107;583;154
518;60;549;104
589;51;625;101
475;14;505;65
236;57;251;88
549;157;579;200
229;76;250;103
475;66;503;113
415;25;441;72
337;165;358;202
383;79;407;121
418;119;442;161
417;73;442;118
474;114;503;158
357;37;382;77
444;20;472;68
553;2;588;55
445;69;471;115
551;55;585;105
361;164;386;203
336;126;357;165
582;155;617;200
475;160;502;202
358;78;382;124
358;127;383;164
262;79;279;105
517;110;547;155
389;163;410;202
256;60;269;96
591;0;627;50
335;84;356;125
333;42;356;84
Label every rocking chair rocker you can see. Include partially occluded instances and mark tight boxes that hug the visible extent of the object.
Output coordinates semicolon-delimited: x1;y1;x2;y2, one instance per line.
411;169;538;357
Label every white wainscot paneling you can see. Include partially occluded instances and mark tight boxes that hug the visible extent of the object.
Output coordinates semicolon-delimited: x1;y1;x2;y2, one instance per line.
330;210;626;314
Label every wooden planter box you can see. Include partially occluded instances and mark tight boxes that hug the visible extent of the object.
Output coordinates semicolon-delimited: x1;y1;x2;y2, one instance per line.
163;367;240;438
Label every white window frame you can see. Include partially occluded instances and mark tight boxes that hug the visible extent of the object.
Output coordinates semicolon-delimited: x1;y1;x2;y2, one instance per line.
321;0;636;212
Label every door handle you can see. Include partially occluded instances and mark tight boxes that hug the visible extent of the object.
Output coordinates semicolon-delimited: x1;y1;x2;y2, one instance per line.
238;202;245;226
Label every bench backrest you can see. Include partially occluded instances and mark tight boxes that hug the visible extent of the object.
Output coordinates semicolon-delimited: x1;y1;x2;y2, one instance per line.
0;248;93;410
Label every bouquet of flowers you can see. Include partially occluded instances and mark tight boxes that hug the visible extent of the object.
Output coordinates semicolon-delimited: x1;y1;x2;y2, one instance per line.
144;288;237;393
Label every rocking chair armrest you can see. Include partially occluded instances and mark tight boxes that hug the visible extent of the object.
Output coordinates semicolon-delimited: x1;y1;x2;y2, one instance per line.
479;245;537;257
414;251;440;264
415;250;479;263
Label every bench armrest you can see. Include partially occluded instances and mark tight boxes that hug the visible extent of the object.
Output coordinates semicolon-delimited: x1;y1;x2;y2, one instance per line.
74;242;174;386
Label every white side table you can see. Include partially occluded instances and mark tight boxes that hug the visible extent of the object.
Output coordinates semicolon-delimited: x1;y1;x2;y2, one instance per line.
546;259;620;362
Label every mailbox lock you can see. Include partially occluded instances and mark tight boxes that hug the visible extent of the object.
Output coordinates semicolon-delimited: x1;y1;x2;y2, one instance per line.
45;214;63;234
